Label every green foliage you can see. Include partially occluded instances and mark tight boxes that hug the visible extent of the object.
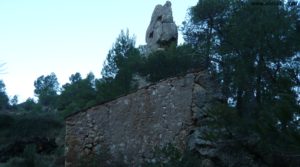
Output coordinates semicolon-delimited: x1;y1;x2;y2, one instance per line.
184;0;300;165
182;0;232;70
34;73;59;108
138;44;206;82
9;95;18;110
0;80;9;110
205;103;300;166
95;78;118;102
218;0;299;115
0;112;63;141
0;114;14;129
3;144;59;167
22;144;36;167
58;72;97;117
96;30;142;103
94;32;207;108
185;0;300;115
18;98;42;112
101;29;137;79
0;111;64;166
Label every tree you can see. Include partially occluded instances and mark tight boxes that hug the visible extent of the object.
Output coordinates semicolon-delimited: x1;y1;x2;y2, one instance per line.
0;80;9;110
58;72;96;115
18;98;42;112
185;0;300;116
97;29;141;102
219;0;299;117
10;95;18;106
101;29;137;79
69;72;82;84
9;95;19;110
182;0;232;70
34;73;59;108
185;0;300;165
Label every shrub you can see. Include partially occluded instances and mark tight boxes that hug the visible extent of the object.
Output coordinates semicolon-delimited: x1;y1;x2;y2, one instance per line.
138;44;206;82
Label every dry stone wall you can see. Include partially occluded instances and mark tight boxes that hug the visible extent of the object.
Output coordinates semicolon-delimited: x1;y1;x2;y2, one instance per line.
65;71;220;167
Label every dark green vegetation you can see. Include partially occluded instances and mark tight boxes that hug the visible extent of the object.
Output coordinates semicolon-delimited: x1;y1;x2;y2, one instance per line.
181;0;300;166
0;0;299;166
0;112;64;167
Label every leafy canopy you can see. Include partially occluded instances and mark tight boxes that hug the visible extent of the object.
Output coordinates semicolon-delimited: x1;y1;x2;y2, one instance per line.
183;0;300;165
34;73;59;108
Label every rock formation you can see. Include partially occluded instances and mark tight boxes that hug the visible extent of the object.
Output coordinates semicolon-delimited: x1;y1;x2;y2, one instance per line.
145;1;178;53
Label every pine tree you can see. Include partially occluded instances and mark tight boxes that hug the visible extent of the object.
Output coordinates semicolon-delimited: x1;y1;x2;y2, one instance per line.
184;0;300;165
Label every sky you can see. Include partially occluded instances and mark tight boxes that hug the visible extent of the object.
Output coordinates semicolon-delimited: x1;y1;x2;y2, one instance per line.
0;0;198;102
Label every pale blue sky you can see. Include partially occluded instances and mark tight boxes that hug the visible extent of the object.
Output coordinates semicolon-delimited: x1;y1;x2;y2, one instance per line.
0;0;198;102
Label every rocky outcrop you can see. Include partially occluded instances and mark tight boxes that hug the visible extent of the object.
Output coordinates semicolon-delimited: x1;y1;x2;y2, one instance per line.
144;1;178;54
65;71;221;166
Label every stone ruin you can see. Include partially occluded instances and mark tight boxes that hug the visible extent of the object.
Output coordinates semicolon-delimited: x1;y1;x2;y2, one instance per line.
64;2;281;166
140;1;178;55
65;71;221;167
65;70;266;167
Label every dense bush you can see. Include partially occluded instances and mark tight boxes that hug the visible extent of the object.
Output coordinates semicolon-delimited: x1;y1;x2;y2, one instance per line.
138;44;206;82
0;112;64;166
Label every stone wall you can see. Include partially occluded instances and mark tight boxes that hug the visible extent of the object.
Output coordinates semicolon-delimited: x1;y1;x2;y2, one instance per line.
65;71;220;167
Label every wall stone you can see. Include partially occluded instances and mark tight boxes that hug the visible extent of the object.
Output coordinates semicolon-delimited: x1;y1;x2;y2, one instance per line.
65;71;219;167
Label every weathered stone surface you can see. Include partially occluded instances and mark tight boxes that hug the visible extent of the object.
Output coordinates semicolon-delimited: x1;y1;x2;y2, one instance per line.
65;71;216;166
65;71;263;166
145;1;178;53
65;69;278;166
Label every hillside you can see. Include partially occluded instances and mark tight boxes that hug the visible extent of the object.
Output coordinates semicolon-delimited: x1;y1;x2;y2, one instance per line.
0;1;299;167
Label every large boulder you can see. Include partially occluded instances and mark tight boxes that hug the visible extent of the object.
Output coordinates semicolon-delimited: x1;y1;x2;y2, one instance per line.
145;1;178;53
